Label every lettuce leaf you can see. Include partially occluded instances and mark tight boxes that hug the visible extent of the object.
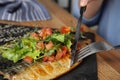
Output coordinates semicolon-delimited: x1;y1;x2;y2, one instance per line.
1;37;40;63
1;30;73;63
45;33;65;43
45;33;72;49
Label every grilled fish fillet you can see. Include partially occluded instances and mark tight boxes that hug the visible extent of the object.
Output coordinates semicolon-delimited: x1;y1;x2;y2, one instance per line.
0;54;80;80
0;39;92;80
0;32;94;80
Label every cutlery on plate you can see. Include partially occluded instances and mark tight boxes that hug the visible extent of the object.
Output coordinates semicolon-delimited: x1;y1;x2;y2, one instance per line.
74;41;120;62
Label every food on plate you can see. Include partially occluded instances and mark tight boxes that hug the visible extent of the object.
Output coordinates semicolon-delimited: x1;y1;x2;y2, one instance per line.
0;26;73;63
0;26;94;80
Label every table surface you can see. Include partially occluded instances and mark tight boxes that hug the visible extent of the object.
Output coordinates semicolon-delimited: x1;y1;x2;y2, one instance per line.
0;0;120;80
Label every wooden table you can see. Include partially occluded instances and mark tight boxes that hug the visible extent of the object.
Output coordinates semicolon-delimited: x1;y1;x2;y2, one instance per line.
0;0;120;80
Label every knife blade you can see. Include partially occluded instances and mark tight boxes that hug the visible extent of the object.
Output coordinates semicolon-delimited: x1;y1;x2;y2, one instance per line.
70;6;86;66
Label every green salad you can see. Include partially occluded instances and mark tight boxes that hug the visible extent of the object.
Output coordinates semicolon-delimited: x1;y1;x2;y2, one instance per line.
0;27;74;63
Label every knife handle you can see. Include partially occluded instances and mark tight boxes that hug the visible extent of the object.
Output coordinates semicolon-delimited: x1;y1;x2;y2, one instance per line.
80;6;86;15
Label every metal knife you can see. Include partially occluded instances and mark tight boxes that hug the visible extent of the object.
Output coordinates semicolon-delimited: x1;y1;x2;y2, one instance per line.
70;6;86;66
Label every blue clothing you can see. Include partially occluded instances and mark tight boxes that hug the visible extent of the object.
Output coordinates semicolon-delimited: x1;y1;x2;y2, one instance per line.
0;0;51;22
72;0;120;46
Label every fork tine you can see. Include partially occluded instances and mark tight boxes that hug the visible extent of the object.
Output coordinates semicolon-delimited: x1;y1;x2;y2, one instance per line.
77;46;90;53
77;47;91;57
75;51;94;62
76;47;90;58
75;47;91;61
74;42;114;62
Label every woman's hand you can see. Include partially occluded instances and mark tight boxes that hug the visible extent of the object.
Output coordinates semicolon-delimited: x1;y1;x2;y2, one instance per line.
79;0;103;19
80;0;89;7
80;0;95;7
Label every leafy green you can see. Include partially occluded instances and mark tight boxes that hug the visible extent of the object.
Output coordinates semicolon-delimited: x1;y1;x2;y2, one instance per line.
45;33;72;49
65;39;72;49
1;37;40;63
0;29;74;63
45;44;60;56
45;33;65;43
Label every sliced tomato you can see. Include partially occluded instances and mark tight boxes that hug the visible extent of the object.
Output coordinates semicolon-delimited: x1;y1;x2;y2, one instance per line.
39;27;53;38
23;56;33;63
36;41;44;50
45;41;54;50
39;27;47;38
47;56;55;62
43;56;49;62
30;32;39;40
62;46;67;57
55;49;63;60
46;28;52;35
61;26;71;34
43;56;55;62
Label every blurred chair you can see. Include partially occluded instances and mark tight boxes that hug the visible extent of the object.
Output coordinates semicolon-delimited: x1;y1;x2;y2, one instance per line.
54;0;72;13
0;0;51;22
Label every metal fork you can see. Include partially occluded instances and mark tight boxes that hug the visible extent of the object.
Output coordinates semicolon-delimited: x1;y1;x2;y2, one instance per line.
74;41;120;62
